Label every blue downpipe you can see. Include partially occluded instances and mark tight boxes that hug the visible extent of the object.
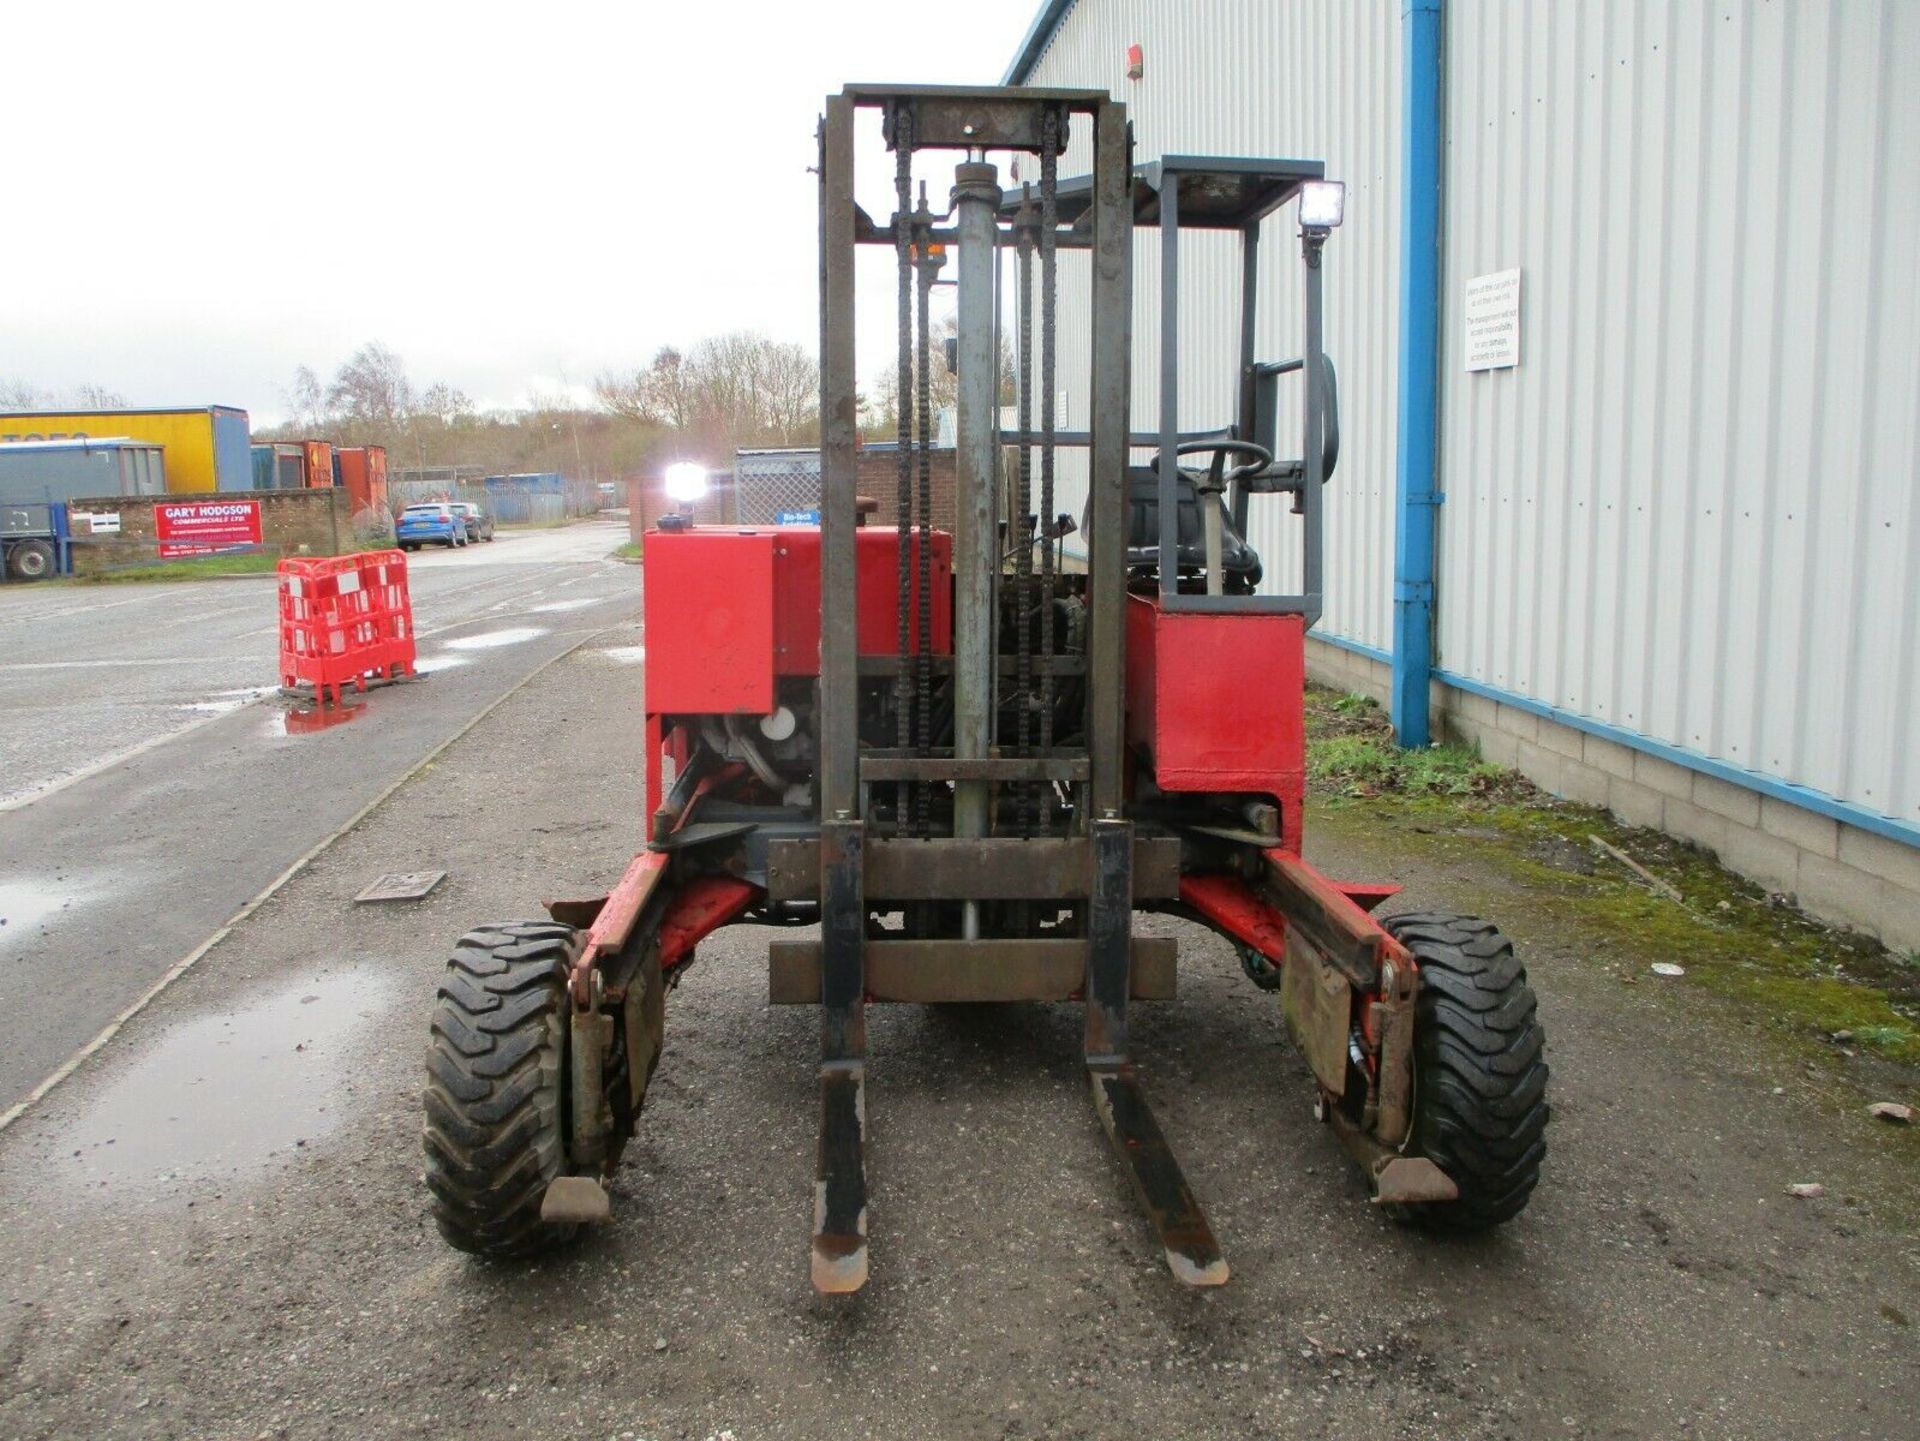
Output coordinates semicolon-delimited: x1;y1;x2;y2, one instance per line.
1392;0;1444;747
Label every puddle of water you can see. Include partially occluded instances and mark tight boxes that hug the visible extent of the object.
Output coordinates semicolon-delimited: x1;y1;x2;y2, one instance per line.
445;626;548;651
0;879;82;942
59;971;396;1194
271;702;365;736
410;653;470;674
598;645;647;664
526;597;597;614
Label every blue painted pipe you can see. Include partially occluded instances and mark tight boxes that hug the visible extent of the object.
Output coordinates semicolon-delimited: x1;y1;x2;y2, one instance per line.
1392;0;1444;747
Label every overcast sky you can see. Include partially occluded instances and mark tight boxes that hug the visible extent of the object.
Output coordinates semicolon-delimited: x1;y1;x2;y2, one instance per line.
4;0;1045;423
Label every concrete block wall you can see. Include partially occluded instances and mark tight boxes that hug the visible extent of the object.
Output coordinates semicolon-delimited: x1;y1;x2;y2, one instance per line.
1304;637;1920;954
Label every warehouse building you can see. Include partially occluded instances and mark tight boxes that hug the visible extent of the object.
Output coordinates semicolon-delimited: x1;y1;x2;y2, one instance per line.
1006;0;1919;948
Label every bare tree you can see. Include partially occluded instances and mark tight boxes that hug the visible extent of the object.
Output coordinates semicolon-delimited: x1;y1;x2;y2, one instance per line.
416;382;474;427
0;380;50;409
595;347;693;431
0;380;127;410
327;343;415;431
862;316;1013;437
595;332;819;455
284;366;326;432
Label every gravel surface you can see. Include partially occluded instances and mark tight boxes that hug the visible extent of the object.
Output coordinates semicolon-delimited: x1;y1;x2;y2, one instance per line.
0;630;1914;1440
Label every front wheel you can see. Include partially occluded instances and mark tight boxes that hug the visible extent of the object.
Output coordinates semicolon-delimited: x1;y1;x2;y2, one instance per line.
423;921;584;1257
6;539;55;580
1382;912;1548;1231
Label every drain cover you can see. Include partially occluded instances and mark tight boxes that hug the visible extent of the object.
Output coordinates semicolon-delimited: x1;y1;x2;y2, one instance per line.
355;871;446;904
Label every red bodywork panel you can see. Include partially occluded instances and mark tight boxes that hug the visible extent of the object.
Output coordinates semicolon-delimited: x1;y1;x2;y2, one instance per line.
769;526;951;674
1125;596;1307;853
644;529;779;713
644;525;951;715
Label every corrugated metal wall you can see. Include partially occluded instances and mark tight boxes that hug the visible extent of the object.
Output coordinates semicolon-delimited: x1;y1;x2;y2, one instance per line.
1023;0;1402;651
1439;0;1920;823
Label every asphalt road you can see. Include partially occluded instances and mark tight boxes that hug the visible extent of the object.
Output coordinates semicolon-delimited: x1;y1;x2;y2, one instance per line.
0;520;640;1109
0;634;1911;1440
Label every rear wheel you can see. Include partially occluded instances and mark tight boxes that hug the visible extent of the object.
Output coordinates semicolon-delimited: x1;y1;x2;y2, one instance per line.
1382;912;1548;1231
6;539;55;580
423;921;583;1258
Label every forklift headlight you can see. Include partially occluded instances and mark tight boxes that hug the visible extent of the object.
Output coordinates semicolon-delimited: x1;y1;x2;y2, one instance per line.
1299;180;1345;230
663;463;709;504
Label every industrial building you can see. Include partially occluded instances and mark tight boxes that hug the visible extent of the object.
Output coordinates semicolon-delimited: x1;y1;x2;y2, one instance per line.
1007;0;1919;949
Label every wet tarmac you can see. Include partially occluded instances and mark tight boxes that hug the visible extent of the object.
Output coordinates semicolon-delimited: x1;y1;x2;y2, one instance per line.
0;879;85;946
443;626;548;650
57;971;396;1194
0;521;639;1109
271;703;366;737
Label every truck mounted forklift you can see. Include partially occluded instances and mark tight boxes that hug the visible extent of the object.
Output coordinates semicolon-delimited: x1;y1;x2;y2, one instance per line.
421;84;1549;1292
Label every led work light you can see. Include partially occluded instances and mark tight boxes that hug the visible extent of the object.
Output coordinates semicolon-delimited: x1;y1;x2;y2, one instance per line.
663;462;709;504
1299;180;1345;230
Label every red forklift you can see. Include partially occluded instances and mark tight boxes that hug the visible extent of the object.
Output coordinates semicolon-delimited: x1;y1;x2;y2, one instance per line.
422;84;1548;1292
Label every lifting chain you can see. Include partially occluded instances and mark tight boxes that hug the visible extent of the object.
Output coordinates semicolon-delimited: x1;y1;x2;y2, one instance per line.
913;185;938;838
1037;105;1061;833
1014;185;1037;833
892;108;916;835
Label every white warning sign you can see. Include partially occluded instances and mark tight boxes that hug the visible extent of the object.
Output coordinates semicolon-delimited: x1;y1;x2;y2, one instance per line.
1464;268;1522;372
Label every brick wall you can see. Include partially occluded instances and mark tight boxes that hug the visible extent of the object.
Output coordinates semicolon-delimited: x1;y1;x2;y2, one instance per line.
855;447;959;533
1305;636;1920;953
63;489;347;574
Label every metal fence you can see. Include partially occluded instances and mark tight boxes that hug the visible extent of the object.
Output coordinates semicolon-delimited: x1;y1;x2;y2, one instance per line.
734;449;822;525
387;477;600;525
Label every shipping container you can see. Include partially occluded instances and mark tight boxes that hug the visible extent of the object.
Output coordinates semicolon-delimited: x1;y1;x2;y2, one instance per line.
333;445;389;515
301;440;333;490
252;443;307;490
0;406;249;492
0;438;165;578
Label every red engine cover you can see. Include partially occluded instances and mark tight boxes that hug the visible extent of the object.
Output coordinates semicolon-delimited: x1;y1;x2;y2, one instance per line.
1125;595;1307;852
644;525;951;715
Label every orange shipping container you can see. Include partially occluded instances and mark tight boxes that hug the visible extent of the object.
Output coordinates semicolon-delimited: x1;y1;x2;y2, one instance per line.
334;445;388;515
301;440;334;490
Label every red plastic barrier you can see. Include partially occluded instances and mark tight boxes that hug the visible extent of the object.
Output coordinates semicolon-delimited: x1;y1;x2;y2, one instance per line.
278;549;417;704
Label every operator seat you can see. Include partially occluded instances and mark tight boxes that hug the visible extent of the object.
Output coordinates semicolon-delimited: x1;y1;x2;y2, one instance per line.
1118;465;1263;592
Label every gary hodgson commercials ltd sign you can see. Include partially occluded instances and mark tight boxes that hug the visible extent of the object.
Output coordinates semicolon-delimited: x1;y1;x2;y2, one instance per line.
155;499;262;558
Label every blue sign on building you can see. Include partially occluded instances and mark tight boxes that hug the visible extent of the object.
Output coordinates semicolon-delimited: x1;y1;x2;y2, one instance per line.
775;509;820;525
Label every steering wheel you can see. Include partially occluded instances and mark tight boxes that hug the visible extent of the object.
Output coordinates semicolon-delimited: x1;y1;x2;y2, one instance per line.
1148;438;1273;490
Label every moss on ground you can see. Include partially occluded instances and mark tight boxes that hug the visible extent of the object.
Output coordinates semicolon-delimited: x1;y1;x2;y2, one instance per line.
1306;686;1920;1069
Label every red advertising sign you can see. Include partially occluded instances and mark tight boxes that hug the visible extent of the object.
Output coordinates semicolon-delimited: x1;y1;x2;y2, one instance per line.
155;499;262;558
